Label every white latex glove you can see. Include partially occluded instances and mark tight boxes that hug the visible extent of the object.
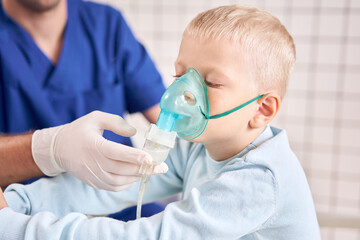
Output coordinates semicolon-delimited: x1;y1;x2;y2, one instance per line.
31;111;168;191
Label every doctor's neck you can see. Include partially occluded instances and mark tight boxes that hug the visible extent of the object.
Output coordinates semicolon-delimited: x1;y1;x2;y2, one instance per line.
2;0;67;64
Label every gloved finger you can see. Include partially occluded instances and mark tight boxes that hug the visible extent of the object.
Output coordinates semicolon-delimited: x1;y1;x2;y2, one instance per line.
104;174;140;186
93;163;141;186
101;159;145;176
152;162;169;175
79;175;109;191
111;181;138;192
84;170;140;191
98;138;153;165
102;158;169;176
90;111;136;137
138;162;168;175
85;177;137;192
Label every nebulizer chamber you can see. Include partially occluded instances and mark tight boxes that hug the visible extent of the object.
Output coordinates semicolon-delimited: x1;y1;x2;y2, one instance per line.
136;68;209;219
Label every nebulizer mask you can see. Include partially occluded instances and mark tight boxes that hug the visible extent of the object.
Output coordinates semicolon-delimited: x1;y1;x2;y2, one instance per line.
136;68;263;219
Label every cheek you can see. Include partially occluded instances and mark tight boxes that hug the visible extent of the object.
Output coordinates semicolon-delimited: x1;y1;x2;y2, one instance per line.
192;91;256;142
194;116;244;142
208;92;228;116
193;105;255;143
208;89;245;117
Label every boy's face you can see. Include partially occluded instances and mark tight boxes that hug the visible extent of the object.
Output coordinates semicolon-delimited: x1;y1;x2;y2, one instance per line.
175;34;259;145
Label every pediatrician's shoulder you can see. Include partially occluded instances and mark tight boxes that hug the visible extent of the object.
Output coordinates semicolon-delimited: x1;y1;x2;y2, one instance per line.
0;30;4;93
77;0;134;52
0;26;8;43
0;22;9;57
78;0;127;28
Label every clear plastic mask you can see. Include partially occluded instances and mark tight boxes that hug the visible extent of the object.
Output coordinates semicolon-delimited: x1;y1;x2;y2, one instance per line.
156;68;263;140
157;68;209;140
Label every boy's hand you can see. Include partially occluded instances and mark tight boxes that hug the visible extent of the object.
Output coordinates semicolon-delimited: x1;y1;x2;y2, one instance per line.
0;188;8;209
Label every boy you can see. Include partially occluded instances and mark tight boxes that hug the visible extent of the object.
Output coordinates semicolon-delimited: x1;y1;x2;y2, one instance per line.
0;5;321;239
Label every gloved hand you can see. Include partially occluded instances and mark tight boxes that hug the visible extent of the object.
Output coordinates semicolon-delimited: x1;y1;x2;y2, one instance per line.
31;111;168;191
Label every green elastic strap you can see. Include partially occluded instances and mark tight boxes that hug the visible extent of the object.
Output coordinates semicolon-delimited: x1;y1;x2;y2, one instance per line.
202;94;264;120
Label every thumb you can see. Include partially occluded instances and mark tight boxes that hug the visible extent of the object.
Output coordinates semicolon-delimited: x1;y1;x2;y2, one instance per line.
90;111;136;137
153;162;169;175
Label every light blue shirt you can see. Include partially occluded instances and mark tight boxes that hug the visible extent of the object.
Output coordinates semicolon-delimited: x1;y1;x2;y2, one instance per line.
0;126;321;239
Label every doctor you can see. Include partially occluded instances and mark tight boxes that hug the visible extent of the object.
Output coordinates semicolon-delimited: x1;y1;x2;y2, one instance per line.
0;0;166;191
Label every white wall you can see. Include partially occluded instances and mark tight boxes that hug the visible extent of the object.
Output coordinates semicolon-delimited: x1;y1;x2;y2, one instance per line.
92;0;360;239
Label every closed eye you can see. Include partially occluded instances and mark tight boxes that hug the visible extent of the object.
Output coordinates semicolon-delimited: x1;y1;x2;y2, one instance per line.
172;74;182;83
204;79;223;88
173;74;182;79
173;75;223;88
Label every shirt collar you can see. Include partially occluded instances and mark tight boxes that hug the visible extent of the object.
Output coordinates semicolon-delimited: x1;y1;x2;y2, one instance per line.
252;125;274;147
205;125;274;165
229;124;274;160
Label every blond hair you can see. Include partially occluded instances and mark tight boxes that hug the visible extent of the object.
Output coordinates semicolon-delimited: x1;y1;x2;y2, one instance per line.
184;5;296;99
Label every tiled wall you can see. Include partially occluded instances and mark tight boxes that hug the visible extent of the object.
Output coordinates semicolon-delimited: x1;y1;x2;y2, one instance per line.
92;0;360;239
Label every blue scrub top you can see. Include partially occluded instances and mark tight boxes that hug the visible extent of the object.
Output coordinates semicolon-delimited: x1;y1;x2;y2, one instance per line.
0;0;166;145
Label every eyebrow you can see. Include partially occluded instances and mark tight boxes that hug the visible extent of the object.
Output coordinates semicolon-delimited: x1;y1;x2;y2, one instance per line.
174;62;231;84
206;70;231;84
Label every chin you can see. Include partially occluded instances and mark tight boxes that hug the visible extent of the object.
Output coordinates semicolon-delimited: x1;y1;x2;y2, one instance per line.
186;131;210;144
17;0;62;12
187;137;203;143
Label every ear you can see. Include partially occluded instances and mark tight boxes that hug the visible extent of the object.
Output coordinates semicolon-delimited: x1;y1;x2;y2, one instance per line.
249;92;281;129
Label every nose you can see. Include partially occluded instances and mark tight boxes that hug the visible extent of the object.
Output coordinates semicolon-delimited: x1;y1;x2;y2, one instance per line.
184;91;196;106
